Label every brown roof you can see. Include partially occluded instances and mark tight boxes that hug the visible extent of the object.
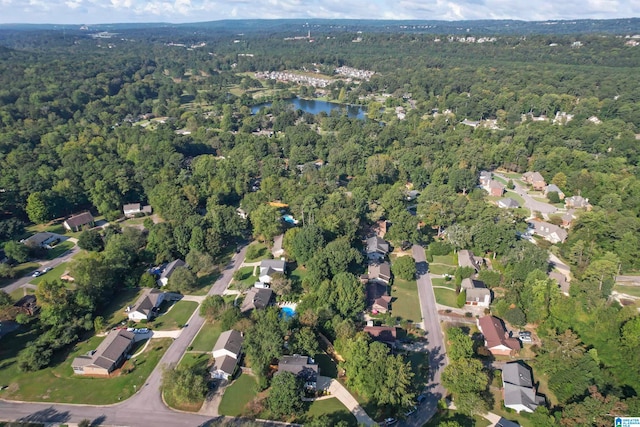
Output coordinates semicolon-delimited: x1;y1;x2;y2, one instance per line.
64;212;94;228
478;316;520;351
364;326;397;343
366;282;390;310
458;250;480;271
368;262;391;282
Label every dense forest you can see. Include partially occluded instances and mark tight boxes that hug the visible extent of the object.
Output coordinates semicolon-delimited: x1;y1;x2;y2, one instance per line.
1;19;640;424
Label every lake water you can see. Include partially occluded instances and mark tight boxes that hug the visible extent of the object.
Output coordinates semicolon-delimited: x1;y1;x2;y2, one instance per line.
251;97;367;119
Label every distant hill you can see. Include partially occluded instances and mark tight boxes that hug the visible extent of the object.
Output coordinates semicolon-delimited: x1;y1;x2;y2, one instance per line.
1;18;639;36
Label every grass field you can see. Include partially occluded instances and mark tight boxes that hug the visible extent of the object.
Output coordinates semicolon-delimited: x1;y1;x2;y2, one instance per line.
102;288;143;328
392;278;422;324
614;284;640;298
218;372;259;416
503;191;526;206
189;322;223;352
245;242;271;262
232;266;257;289
431;254;457;265
179;352;212;370
424;410;491;427
434;287;459;307
0;262;40;288
192;270;220;296
432;278;456;290
0;327;171;404
429;264;457;275
45;240;75;260
152;300;198;330
30;262;68;286
299;398;357;426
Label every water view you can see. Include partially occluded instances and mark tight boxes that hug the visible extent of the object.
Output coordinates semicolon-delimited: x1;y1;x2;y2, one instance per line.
251;97;367;119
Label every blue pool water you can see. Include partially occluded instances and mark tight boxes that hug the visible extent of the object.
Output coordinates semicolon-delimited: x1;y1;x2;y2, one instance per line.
282;214;297;224
281;306;296;319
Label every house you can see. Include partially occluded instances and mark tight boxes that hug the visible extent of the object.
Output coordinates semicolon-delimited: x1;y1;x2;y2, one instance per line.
63;212;95;232
236;208;248;220
528;220;568;244
373;220;389;238
277;355;319;390
240;288;273;313
366;236;389;261
544;184;565;200
477;316;520;356
158;259;186;286
127;288;165;321
272;234;285;258
21;232;59;249
496;417;520;427
259;259;286;283
502;361;545;413
364;326;397;346
122;203;152;217
71;329;135;376
487;180;505;197
479;171;493;188
365;282;392;314
562;210;576;228
548;271;570;295
406;190;420;202
564;195;591;210
14;295;39;315
460;278;491;307
522;172;546;191
458;249;481;272
366;261;392;285
211;330;244;380
498;198;520;209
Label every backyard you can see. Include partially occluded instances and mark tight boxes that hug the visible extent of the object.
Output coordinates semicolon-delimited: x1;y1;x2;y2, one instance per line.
151;300;198;330
0;326;172;404
218;372;259;416
391;278;422;324
299;398;357;426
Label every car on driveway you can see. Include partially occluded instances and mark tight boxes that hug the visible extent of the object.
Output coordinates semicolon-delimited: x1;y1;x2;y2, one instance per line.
135;328;150;334
403;406;417;417
416;394;427;404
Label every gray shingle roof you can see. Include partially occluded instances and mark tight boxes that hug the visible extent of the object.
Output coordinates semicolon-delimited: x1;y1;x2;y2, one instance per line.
212;330;243;357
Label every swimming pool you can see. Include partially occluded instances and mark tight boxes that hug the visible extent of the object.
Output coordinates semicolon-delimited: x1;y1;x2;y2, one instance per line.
282;214;298;225
281;306;296;319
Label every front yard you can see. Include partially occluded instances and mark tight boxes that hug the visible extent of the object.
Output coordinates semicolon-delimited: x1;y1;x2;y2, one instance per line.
30;262;69;286
0;326;171;404
189;321;223;352
151;300;198;330
425;410;491;427
392;278;422;324
300;398;357;426
434;287;459;308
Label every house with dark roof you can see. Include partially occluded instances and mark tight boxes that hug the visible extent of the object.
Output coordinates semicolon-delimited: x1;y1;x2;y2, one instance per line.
72;329;135;376
477;316;520;356
122;203;152;217
502;361;545;413
240;288;273;313
496;418;520;427
259;259;286;284
498;198;520;209
366;236;389;261
63;212;95;232
127;288;165;321
158;259;186;286
458;249;481;272
21;232;59;249
365;282;392;314
277;355;319;390
461;278;491;307
211;330;244;380
364;326;397;346
14;295;39;315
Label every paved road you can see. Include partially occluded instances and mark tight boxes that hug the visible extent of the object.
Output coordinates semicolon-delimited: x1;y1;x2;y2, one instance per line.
1;243;81;295
495;173;557;217
405;245;447;427
0;245;248;427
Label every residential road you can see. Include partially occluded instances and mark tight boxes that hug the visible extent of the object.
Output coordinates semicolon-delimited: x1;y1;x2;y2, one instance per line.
404;245;448;427
494;173;557;217
0;246;249;427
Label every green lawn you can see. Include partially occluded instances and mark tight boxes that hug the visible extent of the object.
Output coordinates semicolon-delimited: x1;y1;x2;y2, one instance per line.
101;288;143;328
392;278;422;324
299;398;357;426
152;300;198;330
425;410;491;427
179;352;212;370
503;191;526;206
429;264;457;275
0;262;40;288
405;351;430;391
245;242;271;262
191;271;220;296
190;322;223;352
232;266;257;289
219;372;259;416
10;286;35;300
30;263;68;286
434;287;459;307
614;284;640;298
432;277;456;290
290;265;310;285
0;326;172;404
431;254;457;265
45;240;75;260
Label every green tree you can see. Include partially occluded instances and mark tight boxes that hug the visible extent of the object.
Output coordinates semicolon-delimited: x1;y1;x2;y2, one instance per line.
25;192;51;224
162;363;207;405
291;225;325;265
140;272;157;288
456;290;466;308
447;327;474;361
268;371;304;417
244;307;286;388
392;256;416;281
331;273;365;320
4;241;30;263
77;229;104;251
250;204;283;243
504;307;526;327
291;327;319;356
442;358;488;397
200;295;227;320
168;266;197;293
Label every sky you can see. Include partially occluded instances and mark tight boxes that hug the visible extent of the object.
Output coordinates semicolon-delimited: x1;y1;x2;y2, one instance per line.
0;0;639;25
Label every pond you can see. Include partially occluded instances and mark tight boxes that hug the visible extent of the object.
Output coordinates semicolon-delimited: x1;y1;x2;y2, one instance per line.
251;97;367;119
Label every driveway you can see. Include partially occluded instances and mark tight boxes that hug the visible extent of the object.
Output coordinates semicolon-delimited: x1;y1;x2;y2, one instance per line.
404;245;447;427
322;376;375;426
0;245;249;427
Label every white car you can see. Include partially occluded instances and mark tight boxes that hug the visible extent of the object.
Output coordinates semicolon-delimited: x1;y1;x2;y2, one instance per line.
31;270;42;277
43;267;53;273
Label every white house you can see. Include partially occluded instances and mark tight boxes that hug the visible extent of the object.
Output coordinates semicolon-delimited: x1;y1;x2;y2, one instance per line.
211;330;244;380
502;362;545;413
122;203;152;217
258;259;286;284
127;288;165;321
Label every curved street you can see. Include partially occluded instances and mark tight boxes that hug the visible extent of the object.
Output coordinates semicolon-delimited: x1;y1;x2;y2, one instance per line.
0;246;248;427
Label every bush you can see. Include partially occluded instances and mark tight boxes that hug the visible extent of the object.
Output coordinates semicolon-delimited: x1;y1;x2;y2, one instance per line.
392;255;417;280
246;245;265;260
429;241;453;256
507;179;515;190
547;191;561;204
456;290;466;308
504;306;526;327
478;270;502;288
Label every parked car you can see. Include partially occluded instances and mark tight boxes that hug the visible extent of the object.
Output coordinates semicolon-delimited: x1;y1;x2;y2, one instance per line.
43;267;53;273
135;328;150;334
416;394;427;404
384;418;397;426
31;270;42;277
403;406;417;417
